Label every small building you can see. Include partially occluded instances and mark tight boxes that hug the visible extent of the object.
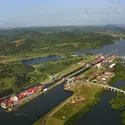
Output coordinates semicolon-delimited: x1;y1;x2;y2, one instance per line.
104;71;115;78
101;77;107;81
109;63;116;68
96;63;101;69
96;74;108;81
76;77;81;81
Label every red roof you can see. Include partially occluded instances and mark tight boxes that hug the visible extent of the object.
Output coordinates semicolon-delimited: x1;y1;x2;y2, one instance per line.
104;72;114;75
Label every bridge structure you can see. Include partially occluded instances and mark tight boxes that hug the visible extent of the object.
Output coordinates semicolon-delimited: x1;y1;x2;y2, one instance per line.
82;81;125;94
104;49;118;58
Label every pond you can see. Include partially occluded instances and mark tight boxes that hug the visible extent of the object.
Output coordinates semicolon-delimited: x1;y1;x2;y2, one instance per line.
23;55;61;65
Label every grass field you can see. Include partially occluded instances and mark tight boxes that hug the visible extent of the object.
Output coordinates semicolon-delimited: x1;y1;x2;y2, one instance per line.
53;85;101;121
0;77;14;90
46;117;64;125
33;54;98;78
0;54;97;97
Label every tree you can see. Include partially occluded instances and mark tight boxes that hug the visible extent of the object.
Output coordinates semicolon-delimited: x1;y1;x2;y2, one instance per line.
14;73;30;90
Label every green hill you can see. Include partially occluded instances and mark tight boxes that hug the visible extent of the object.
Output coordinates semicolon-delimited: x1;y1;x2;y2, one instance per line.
0;28;118;61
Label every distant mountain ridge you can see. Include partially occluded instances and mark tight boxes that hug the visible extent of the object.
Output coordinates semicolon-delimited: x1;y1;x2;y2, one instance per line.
0;24;125;31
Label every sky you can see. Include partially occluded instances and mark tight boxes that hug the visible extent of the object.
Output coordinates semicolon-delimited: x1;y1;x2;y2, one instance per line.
0;0;125;27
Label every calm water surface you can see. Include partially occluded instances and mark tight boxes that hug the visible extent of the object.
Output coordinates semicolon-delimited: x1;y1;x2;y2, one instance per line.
23;56;61;65
76;40;125;56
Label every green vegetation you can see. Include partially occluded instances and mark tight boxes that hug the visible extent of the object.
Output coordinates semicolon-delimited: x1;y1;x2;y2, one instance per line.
0;56;86;97
0;26;121;100
64;89;102;125
34;57;83;75
0;29;117;63
0;62;35;96
109;65;125;125
46;117;64;125
44;85;102;125
109;87;125;125
109;64;125;85
0;26;119;96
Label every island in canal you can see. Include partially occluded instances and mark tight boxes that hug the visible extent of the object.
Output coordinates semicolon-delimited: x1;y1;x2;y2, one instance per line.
0;25;125;125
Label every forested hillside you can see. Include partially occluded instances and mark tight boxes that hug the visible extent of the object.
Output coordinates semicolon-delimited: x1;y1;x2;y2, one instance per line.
0;26;121;97
0;28;118;62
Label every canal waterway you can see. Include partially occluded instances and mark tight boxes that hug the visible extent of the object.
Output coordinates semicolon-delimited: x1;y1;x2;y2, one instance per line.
0;83;73;125
75;80;125;125
76;39;125;56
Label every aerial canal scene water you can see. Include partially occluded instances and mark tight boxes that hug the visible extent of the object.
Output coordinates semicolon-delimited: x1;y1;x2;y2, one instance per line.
0;2;125;124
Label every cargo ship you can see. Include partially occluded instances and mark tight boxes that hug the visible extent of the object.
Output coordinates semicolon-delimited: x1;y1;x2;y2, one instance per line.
1;85;44;109
91;56;104;65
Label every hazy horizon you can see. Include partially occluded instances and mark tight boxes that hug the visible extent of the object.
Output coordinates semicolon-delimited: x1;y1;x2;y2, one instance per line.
0;0;125;28
0;24;124;29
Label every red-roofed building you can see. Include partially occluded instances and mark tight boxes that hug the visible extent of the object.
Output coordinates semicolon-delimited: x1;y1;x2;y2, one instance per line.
104;71;115;78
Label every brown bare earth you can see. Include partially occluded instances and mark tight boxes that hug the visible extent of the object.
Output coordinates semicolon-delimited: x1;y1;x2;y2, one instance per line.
68;95;85;104
111;34;120;37
11;39;24;47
